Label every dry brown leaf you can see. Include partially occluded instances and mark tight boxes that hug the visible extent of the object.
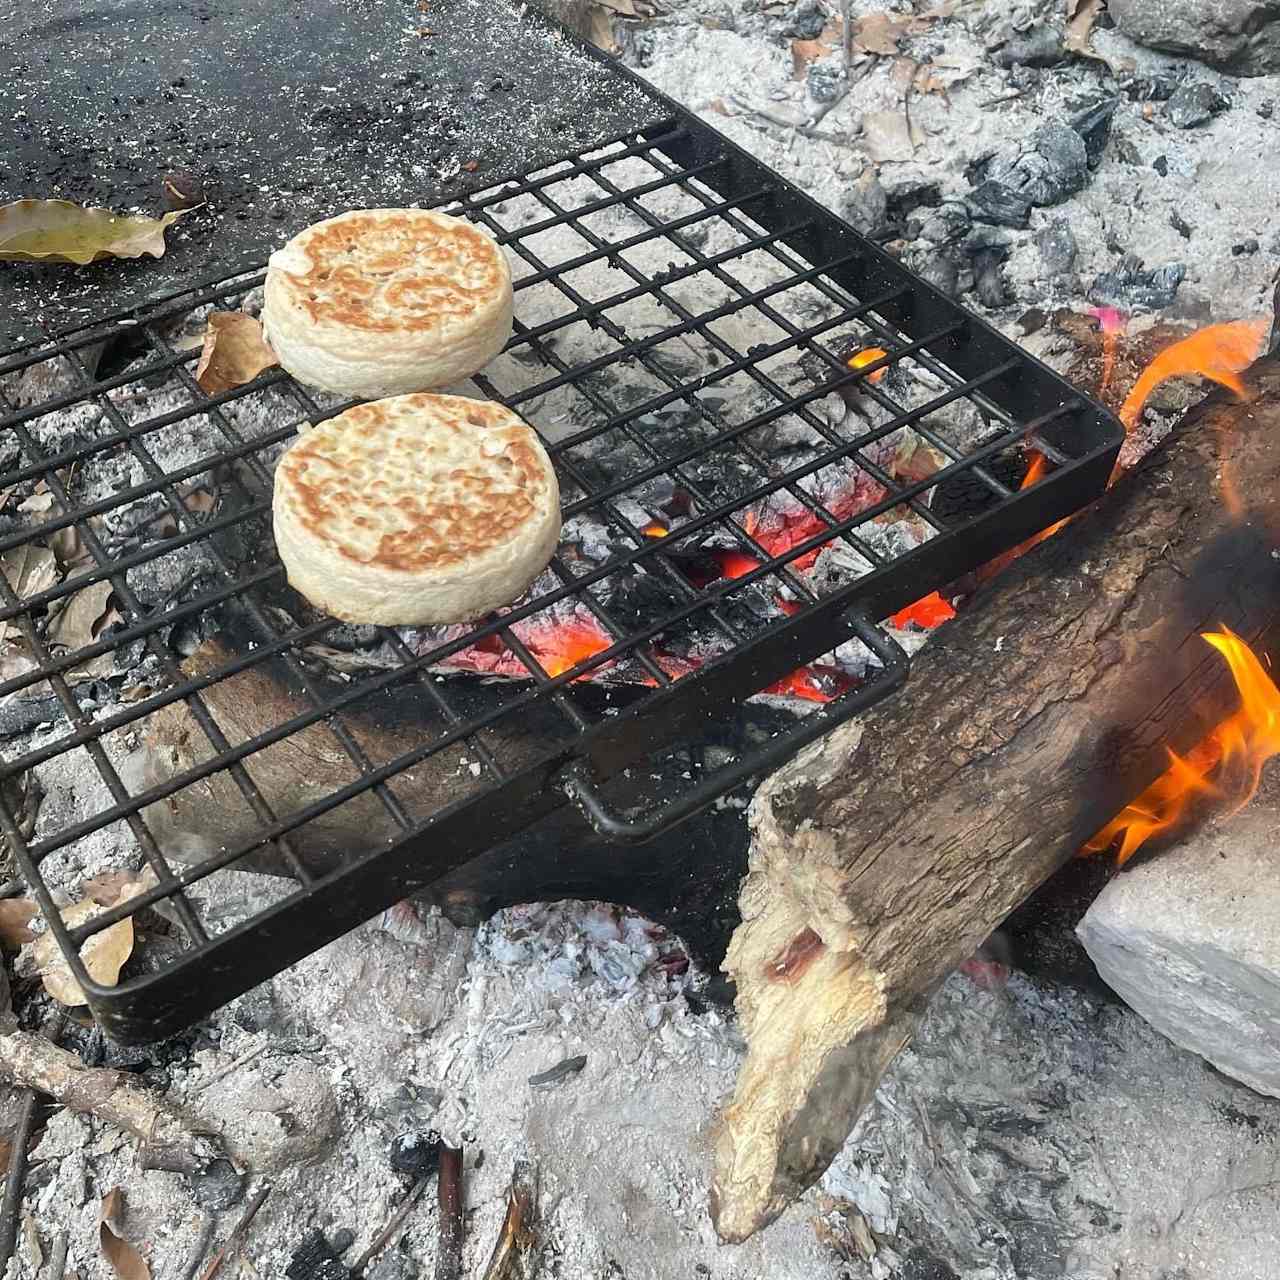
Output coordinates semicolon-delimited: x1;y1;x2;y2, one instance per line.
49;523;90;569
594;0;638;15
0;1138;10;1166
852;12;906;55
791;37;834;78
0;898;38;949
82;868;158;908
0;545;58;647
100;1190;152;1280
46;574;114;652
707;97;733;116
32;897;135;1006
195;313;280;396
0;200;193;266
1064;0;1103;55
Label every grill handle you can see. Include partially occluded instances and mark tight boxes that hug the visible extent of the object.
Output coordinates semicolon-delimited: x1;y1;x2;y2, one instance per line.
558;611;909;844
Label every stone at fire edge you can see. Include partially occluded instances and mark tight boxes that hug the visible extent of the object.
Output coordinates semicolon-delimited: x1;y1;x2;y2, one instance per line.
1077;802;1280;1099
1109;0;1280;76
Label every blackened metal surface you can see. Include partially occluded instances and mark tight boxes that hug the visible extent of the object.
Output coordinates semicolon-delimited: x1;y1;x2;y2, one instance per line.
0;0;661;352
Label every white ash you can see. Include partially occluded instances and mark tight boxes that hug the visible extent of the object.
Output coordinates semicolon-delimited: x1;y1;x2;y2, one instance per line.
10;908;1280;1280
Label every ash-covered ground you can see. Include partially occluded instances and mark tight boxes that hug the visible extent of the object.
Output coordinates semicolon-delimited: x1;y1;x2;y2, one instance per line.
5;1;1280;1278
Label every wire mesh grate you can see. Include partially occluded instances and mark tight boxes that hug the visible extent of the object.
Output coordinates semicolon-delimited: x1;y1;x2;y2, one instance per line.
0;115;1122;1041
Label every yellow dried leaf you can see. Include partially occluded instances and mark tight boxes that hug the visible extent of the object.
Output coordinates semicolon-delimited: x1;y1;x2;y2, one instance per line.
32;897;135;1006
0;200;193;265
100;1190;152;1280
0;899;38;950
195;313;280;396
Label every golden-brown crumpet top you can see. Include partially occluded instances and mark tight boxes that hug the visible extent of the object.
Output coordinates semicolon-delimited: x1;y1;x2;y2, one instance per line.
262;209;514;398
272;393;561;626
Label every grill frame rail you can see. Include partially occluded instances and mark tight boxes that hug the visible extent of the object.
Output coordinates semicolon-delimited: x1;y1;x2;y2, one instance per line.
0;110;1122;1042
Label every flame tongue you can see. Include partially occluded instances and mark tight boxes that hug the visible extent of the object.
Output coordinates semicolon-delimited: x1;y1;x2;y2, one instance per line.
1119;317;1269;432
1084;627;1280;864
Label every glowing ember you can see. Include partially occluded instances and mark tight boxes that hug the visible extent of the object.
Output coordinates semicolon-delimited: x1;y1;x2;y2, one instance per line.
1118;317;1269;433
1083;627;1280;865
890;591;956;630
534;618;613;679
848;346;889;384
640;521;667;538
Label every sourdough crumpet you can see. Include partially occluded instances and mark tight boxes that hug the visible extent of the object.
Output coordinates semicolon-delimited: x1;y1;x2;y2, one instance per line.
262;209;513;398
273;394;561;625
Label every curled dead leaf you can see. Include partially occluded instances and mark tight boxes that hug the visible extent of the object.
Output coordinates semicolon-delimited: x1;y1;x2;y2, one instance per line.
0;898;38;950
853;6;949;57
0;544;58;648
791;37;834;78
195;312;280;396
46;572;115;652
100;1189;152;1280
0;200;194;265
31;896;136;1006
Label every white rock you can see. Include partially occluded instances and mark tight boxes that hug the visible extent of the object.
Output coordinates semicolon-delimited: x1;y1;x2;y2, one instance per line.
1077;803;1280;1097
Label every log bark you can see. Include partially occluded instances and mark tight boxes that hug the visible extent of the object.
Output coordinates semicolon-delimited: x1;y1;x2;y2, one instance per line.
710;358;1280;1241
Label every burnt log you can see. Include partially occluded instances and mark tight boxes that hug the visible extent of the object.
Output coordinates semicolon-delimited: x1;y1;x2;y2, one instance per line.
709;358;1280;1240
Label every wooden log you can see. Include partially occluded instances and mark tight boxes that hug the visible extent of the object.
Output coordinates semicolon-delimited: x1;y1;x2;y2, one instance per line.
710;358;1280;1241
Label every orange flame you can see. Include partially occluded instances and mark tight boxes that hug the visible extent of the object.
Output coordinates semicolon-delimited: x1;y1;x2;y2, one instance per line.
1083;627;1280;865
1118;317;1269;433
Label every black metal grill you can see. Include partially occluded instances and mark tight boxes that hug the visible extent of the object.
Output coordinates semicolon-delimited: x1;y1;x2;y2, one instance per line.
0;114;1122;1042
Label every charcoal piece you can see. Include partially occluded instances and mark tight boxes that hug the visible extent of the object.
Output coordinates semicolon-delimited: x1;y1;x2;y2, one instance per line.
1068;96;1119;167
1035;218;1077;276
1153;154;1169;176
368;1251;417;1280
971;248;1008;310
1232;238;1260;255
781;0;825;38
1126;73;1179;102
1168;81;1228;128
917;202;970;245
966;180;1033;229
189;1158;246;1210
0;692;63;739
286;1230;351;1280
1088;261;1186;312
994;23;1065;67
807;59;844;103
330;1229;356;1254
1170;210;1193;239
841;170;889;237
528;1053;588;1087
390;1129;441;1178
990;123;1089;207
916;253;960;297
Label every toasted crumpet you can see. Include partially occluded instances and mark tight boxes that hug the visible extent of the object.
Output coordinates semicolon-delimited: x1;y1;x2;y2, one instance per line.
273;394;560;625
262;209;513;397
